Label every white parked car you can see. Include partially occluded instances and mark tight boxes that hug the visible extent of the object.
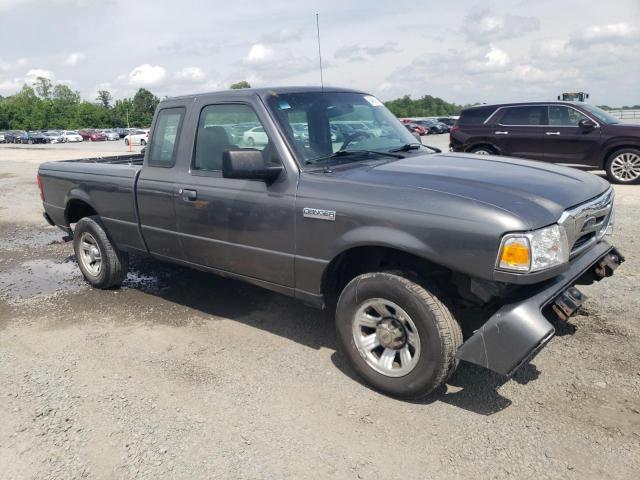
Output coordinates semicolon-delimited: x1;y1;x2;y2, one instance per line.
242;126;268;147
124;129;149;146
61;130;83;142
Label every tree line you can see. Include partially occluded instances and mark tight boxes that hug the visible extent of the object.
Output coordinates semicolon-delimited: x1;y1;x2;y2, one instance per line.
383;94;469;118
0;77;160;131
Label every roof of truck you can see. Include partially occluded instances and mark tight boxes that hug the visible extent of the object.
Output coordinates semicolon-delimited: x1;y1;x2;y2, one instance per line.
164;86;367;102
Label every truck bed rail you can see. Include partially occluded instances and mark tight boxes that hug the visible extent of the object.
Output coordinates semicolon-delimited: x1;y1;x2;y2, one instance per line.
63;154;144;165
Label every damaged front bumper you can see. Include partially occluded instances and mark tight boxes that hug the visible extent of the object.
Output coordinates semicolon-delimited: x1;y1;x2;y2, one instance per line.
455;241;624;377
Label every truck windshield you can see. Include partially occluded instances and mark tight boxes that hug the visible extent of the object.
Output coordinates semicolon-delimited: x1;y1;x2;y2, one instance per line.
265;91;418;166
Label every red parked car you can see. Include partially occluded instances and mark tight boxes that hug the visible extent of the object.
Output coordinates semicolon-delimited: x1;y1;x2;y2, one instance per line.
78;129;107;142
403;122;428;136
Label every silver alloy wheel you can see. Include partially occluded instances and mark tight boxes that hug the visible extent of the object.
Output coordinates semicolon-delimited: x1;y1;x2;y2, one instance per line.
473;149;491;155
78;232;102;277
610;152;640;182
352;298;421;377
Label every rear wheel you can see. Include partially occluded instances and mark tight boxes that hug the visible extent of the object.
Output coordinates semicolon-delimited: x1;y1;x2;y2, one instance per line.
140;139;146;146
247;137;255;146
469;145;496;155
73;216;129;289
335;272;462;399
124;138;129;146
605;148;640;184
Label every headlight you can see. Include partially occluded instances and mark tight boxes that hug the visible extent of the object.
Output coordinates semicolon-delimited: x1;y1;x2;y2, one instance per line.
497;224;569;273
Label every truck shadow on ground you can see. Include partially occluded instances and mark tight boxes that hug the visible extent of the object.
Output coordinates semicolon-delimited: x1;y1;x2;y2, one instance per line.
121;255;541;415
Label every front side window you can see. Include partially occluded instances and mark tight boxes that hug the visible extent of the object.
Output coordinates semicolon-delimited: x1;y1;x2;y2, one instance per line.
193;104;273;172
266;91;417;166
500;106;546;126
148;107;185;167
548;106;588;126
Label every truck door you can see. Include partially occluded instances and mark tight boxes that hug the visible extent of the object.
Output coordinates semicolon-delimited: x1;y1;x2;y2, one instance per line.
543;105;601;167
172;102;296;287
136;106;188;260
492;105;547;160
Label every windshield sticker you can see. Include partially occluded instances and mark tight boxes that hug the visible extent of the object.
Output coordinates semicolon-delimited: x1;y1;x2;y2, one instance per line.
364;95;383;107
278;101;291;110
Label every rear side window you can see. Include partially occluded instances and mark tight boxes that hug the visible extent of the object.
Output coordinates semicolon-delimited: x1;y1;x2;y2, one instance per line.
148;107;185;167
499;106;546;126
457;107;496;125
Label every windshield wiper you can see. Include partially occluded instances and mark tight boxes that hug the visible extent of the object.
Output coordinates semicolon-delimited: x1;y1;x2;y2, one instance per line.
390;143;442;153
306;149;404;165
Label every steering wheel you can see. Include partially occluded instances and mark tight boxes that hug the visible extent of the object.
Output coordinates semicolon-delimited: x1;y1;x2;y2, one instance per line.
340;131;372;150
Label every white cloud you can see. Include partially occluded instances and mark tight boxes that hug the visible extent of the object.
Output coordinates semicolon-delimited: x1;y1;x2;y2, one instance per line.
570;22;639;47
463;7;540;45
25;68;53;81
484;45;509;67
244;44;273;64
334;41;399;62
64;52;86;66
128;64;167;87
175;66;205;83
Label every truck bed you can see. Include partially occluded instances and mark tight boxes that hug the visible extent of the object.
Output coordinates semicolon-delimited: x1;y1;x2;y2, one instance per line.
39;154;146;253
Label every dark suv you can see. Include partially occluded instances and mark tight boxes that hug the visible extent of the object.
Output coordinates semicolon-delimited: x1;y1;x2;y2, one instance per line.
450;102;640;184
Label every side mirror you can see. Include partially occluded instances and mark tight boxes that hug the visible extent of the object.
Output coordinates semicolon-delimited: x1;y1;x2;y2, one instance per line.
578;119;596;130
222;149;282;183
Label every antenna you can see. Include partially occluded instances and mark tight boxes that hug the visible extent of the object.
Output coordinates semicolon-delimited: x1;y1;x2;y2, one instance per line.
316;13;324;89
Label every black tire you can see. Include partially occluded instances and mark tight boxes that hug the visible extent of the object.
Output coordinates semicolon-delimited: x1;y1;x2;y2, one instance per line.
73;216;129;289
124;138;129;146
140;139;146;146
605;148;640;185
335;272;462;399
468;145;496;155
247;137;255;146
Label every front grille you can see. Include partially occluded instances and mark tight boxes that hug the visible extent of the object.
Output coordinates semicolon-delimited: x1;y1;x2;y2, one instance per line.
559;189;614;257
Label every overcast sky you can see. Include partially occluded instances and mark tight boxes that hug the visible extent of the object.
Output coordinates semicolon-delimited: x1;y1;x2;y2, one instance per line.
1;0;639;105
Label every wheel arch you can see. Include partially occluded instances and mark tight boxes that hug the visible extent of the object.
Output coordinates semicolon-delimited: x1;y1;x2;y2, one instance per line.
320;243;454;306
602;143;640;168
64;191;99;225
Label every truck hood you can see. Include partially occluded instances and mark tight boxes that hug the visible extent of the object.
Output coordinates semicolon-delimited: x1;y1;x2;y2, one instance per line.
330;152;611;229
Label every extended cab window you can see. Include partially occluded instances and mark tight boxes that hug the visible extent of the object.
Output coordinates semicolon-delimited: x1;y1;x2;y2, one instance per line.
148;108;185;167
500;106;546;126
193;104;273;172
548;106;588;126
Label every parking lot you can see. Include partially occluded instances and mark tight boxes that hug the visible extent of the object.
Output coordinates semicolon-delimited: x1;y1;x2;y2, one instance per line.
0;140;639;479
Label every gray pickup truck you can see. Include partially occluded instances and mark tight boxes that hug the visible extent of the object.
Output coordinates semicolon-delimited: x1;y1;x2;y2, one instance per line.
38;87;623;399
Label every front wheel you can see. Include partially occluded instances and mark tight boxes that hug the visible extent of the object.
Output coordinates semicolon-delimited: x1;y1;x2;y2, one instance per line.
335;272;462;399
73;216;129;289
605;148;640;184
124;138;129;146
247;137;255;147
140;139;146;146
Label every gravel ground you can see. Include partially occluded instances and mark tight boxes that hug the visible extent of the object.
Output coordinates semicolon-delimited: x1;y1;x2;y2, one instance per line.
0;140;639;479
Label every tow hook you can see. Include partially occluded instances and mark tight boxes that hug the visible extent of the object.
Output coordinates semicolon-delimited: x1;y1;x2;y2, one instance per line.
552;287;587;321
594;253;621;279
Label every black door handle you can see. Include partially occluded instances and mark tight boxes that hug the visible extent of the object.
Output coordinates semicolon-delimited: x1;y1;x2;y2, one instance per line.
178;188;197;201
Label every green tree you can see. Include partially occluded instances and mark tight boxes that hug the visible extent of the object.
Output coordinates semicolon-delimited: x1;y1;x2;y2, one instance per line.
230;80;251;89
130;88;159;126
33;76;53;100
96;90;113;108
